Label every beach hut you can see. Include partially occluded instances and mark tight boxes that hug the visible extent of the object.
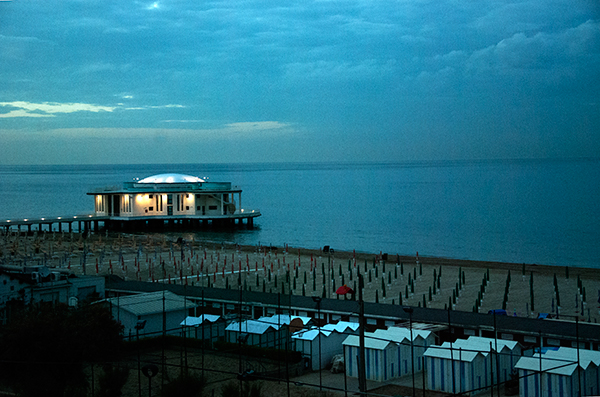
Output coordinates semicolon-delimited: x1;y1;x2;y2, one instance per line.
424;341;489;395
180;314;225;343
515;347;600;396
226;314;311;349
343;333;396;382
374;326;435;377
102;290;197;339
424;336;521;395
292;321;359;370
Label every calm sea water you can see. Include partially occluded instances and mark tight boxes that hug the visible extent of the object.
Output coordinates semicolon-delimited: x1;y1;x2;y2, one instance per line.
0;159;598;268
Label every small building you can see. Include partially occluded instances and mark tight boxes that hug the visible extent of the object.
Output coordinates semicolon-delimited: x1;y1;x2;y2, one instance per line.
102;290;197;339
292;321;359;370
515;347;600;397
225;314;311;349
0;265;105;324
343;325;435;382
343;332;396;382
180;314;226;344
423;336;522;395
373;326;435;377
88;173;260;229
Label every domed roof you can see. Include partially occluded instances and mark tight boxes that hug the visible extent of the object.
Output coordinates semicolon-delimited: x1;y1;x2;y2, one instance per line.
137;173;205;184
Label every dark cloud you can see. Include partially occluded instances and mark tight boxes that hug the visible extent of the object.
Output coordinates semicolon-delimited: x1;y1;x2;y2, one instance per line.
0;0;598;163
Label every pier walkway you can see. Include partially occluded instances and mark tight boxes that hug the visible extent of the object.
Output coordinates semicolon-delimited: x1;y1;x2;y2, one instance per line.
1;210;260;234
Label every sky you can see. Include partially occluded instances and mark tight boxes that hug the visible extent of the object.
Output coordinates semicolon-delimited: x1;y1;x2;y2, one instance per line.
0;0;598;164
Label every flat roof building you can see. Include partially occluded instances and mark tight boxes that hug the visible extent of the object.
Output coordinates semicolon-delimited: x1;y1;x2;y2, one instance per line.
87;173;260;230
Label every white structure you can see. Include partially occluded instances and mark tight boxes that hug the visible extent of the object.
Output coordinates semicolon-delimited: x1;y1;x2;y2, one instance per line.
374;327;435;376
515;347;600;397
88;173;260;227
102;290;197;339
423;336;522;395
292;321;359;370
343;326;434;382
226;314;312;349
180;314;225;343
0;265;105;324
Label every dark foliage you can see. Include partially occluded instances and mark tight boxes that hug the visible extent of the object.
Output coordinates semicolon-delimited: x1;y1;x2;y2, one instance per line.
213;341;302;363
220;380;262;397
160;373;206;397
0;303;123;397
96;365;130;397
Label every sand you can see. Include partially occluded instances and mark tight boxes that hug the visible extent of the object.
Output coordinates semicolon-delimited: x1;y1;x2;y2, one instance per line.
2;230;599;323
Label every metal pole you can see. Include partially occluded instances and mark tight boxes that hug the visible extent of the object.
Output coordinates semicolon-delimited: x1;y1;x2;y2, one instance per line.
494;313;500;397
576;317;581;397
358;275;367;396
312;296;323;391
137;328;142;397
403;307;415;397
448;309;456;394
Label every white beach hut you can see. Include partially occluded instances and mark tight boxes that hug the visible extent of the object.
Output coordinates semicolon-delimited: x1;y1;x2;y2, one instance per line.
423;336;521;395
226;314;311;349
343;333;396;382
374;327;435;377
515;347;600;397
180;314;225;343
103;290;196;339
424;341;489;395
292;321;359;370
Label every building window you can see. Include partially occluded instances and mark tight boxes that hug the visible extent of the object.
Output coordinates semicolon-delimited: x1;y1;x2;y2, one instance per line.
123;195;132;213
95;195;105;212
149;194;153;199
209;205;217;210
197;206;201;211
185;206;189;210
149;207;154;211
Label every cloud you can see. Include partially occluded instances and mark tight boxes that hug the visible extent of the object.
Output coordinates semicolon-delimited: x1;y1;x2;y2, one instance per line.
0;101;116;118
224;121;290;133
0;101;186;118
284;59;396;81
12;121;293;139
466;20;600;76
0;109;54;118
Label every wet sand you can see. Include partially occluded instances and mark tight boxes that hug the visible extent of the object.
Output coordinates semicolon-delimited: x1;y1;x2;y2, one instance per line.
2;230;599;323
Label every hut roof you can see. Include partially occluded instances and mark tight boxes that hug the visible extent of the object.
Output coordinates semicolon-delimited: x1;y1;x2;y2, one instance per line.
424;342;484;362
343;333;394;350
374;326;432;343
180;314;221;327
515;356;577;376
104;290;196;316
291;321;359;341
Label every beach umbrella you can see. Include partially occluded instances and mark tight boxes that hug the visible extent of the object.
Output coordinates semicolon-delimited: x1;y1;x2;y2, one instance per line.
336;284;354;295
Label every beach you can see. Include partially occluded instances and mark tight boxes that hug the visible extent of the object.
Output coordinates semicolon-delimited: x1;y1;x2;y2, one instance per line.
2;230;599;323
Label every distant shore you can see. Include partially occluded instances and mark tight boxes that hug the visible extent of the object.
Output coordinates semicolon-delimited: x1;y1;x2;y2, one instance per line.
2;231;599;323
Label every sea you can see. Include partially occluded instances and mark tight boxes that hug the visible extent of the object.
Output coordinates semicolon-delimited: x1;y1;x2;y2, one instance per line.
0;159;598;269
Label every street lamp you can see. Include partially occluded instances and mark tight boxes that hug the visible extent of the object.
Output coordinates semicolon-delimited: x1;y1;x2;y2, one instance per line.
312;296;323;391
402;307;415;397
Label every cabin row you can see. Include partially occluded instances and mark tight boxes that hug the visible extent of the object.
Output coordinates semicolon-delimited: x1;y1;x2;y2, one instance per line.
101;289;600;396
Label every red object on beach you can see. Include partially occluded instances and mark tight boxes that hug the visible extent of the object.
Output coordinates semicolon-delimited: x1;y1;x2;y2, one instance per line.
336;284;355;295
